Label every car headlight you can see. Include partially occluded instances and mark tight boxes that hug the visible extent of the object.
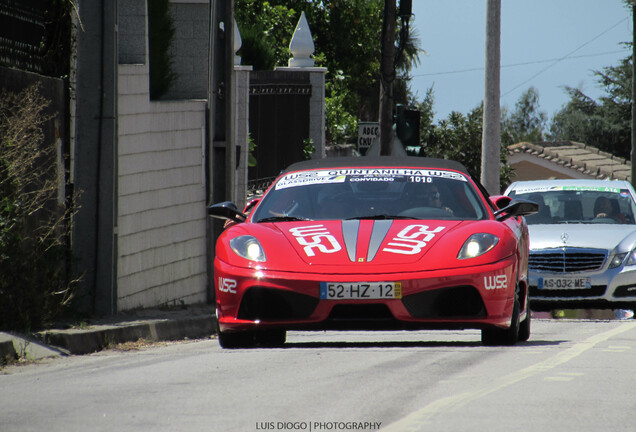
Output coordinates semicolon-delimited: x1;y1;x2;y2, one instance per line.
229;236;266;262
609;253;627;269
457;233;499;259
616;249;636;268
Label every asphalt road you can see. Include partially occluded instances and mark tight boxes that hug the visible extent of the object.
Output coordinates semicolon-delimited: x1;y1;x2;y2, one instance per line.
1;319;635;432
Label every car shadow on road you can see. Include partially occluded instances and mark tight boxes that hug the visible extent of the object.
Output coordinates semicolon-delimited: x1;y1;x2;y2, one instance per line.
280;339;565;349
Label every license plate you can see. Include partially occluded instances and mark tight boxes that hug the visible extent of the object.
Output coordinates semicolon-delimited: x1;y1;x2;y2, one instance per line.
319;282;402;299
538;277;591;290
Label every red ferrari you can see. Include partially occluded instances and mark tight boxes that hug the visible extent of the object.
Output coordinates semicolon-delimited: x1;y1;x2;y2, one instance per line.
209;157;537;348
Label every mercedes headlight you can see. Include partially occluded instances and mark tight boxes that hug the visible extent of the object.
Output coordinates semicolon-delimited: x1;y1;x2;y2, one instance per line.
458;233;499;259
609;253;627;269
230;236;266;262
622;249;636;268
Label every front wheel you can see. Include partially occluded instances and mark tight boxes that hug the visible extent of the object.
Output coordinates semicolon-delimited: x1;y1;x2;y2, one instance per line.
215;308;256;349
482;293;520;346
517;292;531;342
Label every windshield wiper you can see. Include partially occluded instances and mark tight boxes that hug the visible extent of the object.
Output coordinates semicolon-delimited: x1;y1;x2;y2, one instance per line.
257;216;313;223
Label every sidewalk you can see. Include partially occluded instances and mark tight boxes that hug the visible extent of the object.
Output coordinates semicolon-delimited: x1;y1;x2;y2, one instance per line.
0;304;216;363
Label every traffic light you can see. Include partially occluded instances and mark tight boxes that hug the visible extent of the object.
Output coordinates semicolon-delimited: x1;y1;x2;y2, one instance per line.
398;0;412;19
394;104;420;154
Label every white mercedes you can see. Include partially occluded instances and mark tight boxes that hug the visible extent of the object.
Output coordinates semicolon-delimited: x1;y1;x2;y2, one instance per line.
504;179;636;314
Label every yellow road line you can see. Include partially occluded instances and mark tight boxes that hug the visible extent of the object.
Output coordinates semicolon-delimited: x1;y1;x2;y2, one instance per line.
381;322;636;432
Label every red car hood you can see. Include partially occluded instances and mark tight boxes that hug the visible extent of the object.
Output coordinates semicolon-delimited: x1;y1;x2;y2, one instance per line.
220;219;515;273
270;219;468;269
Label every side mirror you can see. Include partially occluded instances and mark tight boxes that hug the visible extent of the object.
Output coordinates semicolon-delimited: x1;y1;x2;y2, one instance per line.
491;195;512;209
494;199;539;222
207;201;247;224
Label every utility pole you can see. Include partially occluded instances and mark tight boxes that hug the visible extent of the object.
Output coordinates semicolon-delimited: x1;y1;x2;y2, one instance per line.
207;0;234;304
630;0;636;185
481;0;501;194
379;0;397;155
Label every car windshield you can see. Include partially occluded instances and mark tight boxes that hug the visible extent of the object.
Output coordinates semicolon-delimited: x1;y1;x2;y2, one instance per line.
508;185;636;225
251;168;488;222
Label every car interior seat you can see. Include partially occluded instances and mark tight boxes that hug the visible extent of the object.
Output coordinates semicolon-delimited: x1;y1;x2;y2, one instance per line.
528;194;552;223
563;200;583;220
609;198;627;223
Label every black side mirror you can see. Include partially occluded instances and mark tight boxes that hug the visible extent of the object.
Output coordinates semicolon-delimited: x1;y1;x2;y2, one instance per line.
494;199;539;222
207;201;247;224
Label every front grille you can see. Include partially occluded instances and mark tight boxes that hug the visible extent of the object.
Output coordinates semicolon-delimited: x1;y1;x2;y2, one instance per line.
328;304;394;321
402;285;486;319
529;285;606;298
237;287;318;321
529;248;606;273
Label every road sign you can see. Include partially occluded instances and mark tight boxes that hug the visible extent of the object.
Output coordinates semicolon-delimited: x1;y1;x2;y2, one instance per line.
357;122;379;153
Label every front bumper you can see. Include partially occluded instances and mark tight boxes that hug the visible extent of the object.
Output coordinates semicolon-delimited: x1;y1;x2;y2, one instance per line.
214;255;521;333
528;263;636;310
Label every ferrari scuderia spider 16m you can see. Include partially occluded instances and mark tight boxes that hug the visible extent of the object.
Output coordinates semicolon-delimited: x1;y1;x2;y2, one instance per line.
209;157;538;348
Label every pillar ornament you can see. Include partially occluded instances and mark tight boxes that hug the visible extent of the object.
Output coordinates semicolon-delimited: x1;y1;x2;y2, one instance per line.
288;12;315;68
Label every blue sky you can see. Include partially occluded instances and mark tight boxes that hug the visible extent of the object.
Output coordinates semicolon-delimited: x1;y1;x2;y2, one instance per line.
409;0;632;122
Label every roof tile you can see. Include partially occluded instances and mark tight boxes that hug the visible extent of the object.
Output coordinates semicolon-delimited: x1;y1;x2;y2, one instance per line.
507;141;631;182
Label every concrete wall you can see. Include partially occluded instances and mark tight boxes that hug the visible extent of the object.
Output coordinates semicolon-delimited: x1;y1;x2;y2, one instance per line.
117;64;208;310
113;0;209;311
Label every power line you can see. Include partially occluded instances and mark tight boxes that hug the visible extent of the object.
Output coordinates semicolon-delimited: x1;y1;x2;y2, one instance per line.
413;50;629;77
502;17;629;96
413;16;629;98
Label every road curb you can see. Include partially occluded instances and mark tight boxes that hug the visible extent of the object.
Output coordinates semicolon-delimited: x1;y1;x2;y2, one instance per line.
0;339;17;363
38;315;217;355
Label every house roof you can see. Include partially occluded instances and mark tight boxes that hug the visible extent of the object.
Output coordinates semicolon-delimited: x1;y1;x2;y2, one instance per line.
507;141;632;182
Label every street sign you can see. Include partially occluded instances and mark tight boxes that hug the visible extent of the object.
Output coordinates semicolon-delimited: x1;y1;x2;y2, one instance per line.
357;122;379;153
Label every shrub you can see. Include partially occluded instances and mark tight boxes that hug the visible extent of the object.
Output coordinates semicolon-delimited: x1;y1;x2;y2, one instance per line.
0;84;77;331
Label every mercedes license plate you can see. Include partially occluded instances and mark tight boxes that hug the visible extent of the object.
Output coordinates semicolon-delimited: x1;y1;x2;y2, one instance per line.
319;282;402;299
538;277;591;290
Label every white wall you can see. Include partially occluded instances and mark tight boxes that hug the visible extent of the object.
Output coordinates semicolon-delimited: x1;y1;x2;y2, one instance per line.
117;63;208;310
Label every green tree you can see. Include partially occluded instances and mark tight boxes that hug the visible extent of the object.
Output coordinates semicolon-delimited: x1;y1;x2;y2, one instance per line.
548;51;631;159
393;19;424;107
325;72;357;144
415;89;512;187
235;0;379;143
547;1;633;158
501;87;547;147
234;1;297;69
235;0;423;143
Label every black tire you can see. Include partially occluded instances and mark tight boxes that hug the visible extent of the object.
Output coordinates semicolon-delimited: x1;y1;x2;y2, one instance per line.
482;291;520;346
518;309;531;342
217;328;257;349
518;290;531;342
215;310;256;349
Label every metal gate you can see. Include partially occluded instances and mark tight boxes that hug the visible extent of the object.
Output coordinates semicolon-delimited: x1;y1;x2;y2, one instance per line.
248;70;311;182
